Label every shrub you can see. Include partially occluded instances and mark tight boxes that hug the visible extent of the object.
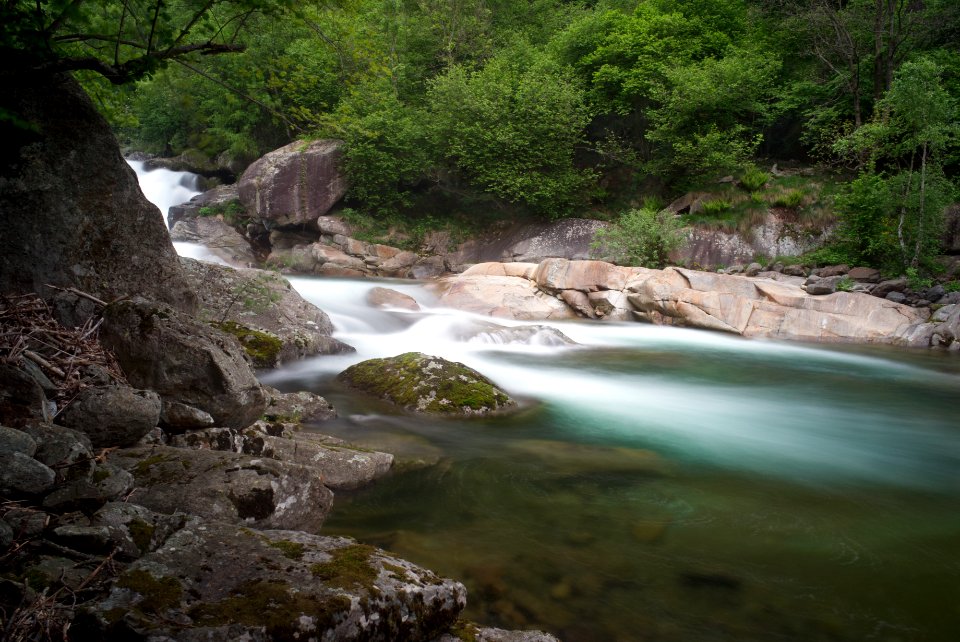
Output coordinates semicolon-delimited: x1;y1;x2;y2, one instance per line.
591;207;686;268
699;199;732;216
772;189;805;209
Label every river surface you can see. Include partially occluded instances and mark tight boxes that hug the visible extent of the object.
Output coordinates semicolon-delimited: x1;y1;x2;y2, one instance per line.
132;162;960;642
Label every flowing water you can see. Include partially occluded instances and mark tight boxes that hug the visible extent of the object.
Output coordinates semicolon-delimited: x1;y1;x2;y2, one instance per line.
131;162;960;642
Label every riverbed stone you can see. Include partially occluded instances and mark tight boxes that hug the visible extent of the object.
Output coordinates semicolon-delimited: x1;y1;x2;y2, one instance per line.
100;297;267;429
56;385;161;448
167;183;240;229
429;274;575;320
41;463;135;512
0;364;50;427
367;286;421;311
22;423;95;481
339;352;517;416
170;216;257;266
238;139;348;226
110;445;334;532
263;387;337;423
76;520;466;641
0;425;37;457
0;452;56;496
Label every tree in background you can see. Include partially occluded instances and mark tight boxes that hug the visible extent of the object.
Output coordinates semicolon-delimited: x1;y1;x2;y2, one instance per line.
833;58;958;272
591;206;685;269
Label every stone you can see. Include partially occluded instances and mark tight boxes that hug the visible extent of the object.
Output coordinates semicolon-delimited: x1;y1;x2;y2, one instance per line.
498;218;608;263
339;352;517;416
0;452;56;496
50;525;112;553
3;508;48;538
238;139;348;226
805;275;843;295
429;274;575;321
886;291;907;304
411;255;448;279
457;323;577;347
932;304;957;323
22;423;95;481
534;258;630;293
170;217;257;267
19;356;57;394
170;425;394;491
437;627;560;642
91;502;188;560
110;446;334;532
782;264;808;277
160;401;215;431
269;228;318;251
560;289;596;318
100;298;267;429
317;215;353;236
744;262;764;277
42;463;135;512
311;244;367;271
0;364;50;427
167;183;240;229
76;521;465;641
0;425;37;457
819;264;850;277
462;263;539;279
0;72;196;317
56;385;161;448
847;266;881;283
871;277;908;298
366;287;421;311
378;251;419;276
588;290;632;320
266;245;318;272
0;519;12;549
180;258;351;366
262;388;337;423
925;284;946;303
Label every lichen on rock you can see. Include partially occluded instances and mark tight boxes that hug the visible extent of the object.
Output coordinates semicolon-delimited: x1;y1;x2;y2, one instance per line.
338;352;516;416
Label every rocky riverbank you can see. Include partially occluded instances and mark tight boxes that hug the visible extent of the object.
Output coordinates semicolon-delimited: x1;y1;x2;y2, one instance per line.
0;285;556;641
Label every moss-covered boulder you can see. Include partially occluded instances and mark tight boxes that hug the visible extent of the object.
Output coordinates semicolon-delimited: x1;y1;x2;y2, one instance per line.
338;352;516;416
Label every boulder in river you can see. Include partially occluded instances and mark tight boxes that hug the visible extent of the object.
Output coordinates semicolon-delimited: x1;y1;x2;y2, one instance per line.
238;139;348;226
338;352;517;416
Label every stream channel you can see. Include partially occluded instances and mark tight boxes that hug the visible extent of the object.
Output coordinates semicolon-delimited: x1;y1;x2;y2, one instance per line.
131;161;960;642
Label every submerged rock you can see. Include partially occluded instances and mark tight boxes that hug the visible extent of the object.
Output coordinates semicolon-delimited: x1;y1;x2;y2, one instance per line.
76;521;466;641
338;352;517;416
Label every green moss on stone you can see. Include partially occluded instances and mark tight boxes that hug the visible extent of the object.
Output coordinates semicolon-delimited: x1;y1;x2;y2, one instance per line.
132;454;170;477
127;518;155;554
188;580;350;637
212;321;283;368
116;569;182;614
337;352;515;416
449;620;481;642
268;540;306;560
91;467;111;483
309;544;378;590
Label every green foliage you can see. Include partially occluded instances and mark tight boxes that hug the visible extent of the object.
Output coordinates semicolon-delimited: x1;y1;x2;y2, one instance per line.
905;267;933;291
944;281;960;293
427;43;593;217
699;199;732;216
739;166;770;192
835;276;856;292
591;207;686;268
198;200;248;226
772;189;805;209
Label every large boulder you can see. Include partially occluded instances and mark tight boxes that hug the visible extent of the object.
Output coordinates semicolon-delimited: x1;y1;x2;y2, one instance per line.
76;521;466;641
100;298;267;429
628;267;930;343
428;274;575;320
179;258;351;367
338;352;517;416
238;139;348;226
110;445;334;533
167;183;240;229
0;72;196;317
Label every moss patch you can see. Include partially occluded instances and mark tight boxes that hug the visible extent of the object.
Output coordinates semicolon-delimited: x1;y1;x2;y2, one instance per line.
337;352;515;416
127;518;155;554
132;453;171;477
309;544;378;590
116;569;183;614
268;539;306;560
188;580;350;637
212;321;283;368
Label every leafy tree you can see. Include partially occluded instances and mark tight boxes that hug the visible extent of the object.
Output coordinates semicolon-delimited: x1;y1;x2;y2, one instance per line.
427;42;593;217
834;58;958;271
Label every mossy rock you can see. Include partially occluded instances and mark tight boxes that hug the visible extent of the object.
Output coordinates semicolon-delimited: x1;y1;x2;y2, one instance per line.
337;352;516;416
211;321;283;368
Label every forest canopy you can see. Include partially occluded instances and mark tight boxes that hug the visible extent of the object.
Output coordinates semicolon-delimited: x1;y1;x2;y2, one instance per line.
6;0;958;273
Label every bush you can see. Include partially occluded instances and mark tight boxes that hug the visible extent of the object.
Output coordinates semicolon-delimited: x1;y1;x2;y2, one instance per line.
591;208;686;268
772;189;805;209
699;199;732;216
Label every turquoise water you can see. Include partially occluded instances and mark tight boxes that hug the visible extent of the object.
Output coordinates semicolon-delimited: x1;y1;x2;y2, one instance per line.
262;276;960;642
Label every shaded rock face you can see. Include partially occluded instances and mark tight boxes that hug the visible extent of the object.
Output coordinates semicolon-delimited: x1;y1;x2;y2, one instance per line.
238;139;348;226
56;385;161;448
0;73;196;317
110;445;334;533
339;352;517;416
179;257;352;366
100;298;267;429
167;183;239;229
76;521;466;641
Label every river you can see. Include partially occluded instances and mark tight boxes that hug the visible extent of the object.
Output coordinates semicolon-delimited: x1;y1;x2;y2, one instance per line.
131;161;960;642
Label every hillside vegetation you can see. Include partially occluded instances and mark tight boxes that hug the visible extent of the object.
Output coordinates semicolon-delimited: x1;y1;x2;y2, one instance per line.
89;0;960;277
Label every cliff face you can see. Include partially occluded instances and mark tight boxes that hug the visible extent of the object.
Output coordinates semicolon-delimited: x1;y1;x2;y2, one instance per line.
0;72;196;318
